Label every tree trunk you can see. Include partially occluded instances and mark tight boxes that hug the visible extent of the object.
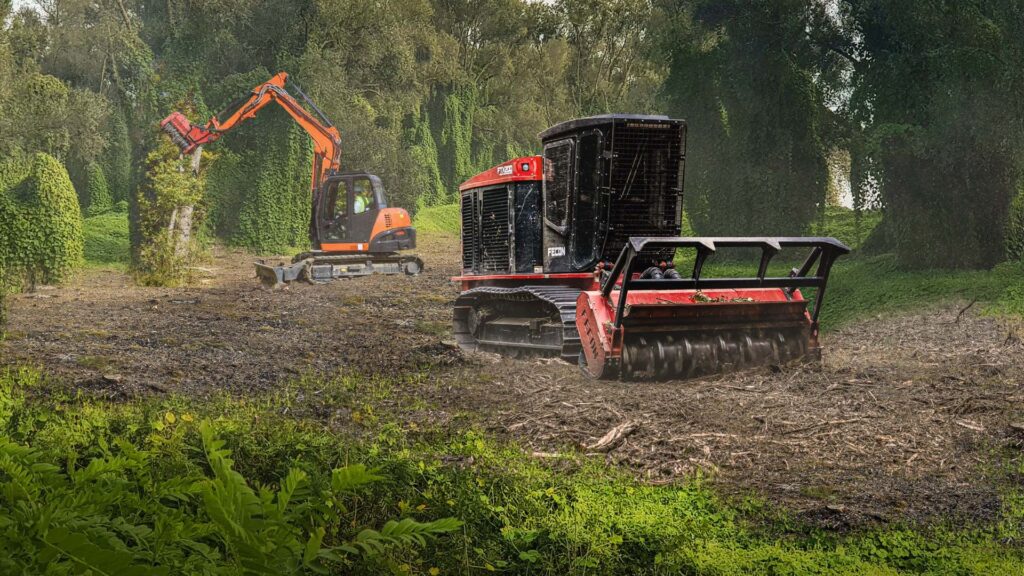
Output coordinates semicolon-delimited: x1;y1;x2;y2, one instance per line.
174;205;194;258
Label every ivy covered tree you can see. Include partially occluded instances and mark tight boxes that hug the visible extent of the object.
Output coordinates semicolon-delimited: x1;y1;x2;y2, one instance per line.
844;0;1024;269
134;139;208;286
657;0;841;237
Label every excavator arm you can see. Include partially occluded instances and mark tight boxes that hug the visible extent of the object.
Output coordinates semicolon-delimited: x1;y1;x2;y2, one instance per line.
160;72;341;194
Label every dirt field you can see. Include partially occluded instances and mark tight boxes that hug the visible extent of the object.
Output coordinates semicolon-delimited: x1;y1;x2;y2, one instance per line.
3;232;1023;529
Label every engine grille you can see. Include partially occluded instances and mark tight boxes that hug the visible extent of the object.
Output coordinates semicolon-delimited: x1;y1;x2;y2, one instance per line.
603;123;685;261
461;186;512;273
479;187;511;272
461;192;476;272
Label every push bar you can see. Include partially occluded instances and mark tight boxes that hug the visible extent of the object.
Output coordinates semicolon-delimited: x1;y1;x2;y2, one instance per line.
600;237;851;330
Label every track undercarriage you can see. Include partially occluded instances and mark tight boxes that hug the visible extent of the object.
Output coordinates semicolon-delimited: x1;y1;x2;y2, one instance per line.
453;286;581;361
255;251;424;288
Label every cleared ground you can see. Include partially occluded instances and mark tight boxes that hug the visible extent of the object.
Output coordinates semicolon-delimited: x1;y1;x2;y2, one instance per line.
3;232;1023;528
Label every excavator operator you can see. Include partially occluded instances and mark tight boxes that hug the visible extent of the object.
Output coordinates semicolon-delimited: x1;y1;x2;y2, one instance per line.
353;179;372;214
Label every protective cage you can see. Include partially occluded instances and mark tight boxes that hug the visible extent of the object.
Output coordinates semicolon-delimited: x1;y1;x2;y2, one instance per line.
540;115;687;273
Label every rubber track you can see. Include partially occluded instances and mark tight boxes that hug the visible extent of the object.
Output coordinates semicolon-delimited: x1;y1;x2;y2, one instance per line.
291;251;421;267
453;286;582;362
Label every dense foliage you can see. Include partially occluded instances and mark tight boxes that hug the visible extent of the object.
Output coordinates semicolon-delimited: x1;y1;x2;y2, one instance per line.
658;0;840;237
0;368;461;574
84;162;113;216
4;0;1024;274
843;0;1024;268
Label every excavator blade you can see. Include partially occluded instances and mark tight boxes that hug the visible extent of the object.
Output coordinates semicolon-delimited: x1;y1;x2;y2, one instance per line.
576;236;850;380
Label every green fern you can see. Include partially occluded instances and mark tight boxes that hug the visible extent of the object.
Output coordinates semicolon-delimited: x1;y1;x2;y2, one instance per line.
346;517;464;557
0;372;462;575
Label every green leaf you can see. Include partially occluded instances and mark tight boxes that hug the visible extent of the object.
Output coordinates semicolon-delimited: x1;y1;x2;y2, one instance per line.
45;527;166;576
304;526;325;566
519;549;541;563
330;464;383;494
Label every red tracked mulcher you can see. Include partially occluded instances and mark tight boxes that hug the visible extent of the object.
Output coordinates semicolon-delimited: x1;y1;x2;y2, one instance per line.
452;114;850;380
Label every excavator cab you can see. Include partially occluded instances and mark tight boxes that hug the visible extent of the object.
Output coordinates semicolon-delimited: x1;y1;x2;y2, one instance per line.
322;173;380;243
318;172;414;253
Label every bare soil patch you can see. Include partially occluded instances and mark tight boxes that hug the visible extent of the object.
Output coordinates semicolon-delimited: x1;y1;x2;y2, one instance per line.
431;308;1024;528
4;233;1023;528
1;234;464;399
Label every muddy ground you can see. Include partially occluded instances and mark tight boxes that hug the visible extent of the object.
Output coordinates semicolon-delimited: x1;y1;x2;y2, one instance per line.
3;231;1024;529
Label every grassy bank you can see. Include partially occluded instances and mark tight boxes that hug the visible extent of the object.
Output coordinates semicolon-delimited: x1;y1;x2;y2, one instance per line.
1;366;1021;574
82;210;130;266
415;204;461;235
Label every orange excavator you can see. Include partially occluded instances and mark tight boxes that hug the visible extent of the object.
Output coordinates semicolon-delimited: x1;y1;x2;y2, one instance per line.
160;72;423;286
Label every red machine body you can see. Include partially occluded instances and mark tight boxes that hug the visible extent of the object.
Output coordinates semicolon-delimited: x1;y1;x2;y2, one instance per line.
452;114;848;380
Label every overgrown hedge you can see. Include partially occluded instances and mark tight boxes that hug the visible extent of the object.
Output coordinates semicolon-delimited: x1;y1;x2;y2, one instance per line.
0;153;83;287
85;163;113;216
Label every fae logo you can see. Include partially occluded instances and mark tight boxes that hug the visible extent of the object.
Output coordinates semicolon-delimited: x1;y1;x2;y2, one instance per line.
496;165;513;176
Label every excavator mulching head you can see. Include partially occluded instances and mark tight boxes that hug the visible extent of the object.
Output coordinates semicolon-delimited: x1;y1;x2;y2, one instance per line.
159;112;210;155
576;237;849;380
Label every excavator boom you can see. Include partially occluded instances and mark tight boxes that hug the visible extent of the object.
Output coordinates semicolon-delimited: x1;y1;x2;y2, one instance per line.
160;72;341;194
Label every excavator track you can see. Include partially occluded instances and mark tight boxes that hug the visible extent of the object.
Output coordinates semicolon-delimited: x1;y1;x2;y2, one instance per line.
453;286;581;362
255;252;424;288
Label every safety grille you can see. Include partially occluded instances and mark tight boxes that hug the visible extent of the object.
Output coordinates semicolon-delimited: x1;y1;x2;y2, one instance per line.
461;192;476;272
479;187;511;272
603;123;685;261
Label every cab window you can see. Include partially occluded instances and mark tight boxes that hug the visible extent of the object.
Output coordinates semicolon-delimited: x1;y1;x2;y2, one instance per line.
543;140;573;230
353;177;374;214
330;181;348;218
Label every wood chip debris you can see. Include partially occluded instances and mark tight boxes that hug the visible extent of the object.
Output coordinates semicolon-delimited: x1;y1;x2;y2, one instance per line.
584;421;640;452
954;419;985;432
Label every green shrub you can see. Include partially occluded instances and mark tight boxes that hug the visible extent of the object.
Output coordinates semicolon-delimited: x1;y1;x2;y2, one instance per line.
85;162;113;216
83;212;130;265
0;153;84;287
1005;184;1024;261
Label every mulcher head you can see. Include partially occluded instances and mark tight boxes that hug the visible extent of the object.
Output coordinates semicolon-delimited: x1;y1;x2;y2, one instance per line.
576;237;850;380
159;112;210;155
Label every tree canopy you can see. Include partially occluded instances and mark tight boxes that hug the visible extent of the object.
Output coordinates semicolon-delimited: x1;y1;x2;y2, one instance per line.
1;0;1024;272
